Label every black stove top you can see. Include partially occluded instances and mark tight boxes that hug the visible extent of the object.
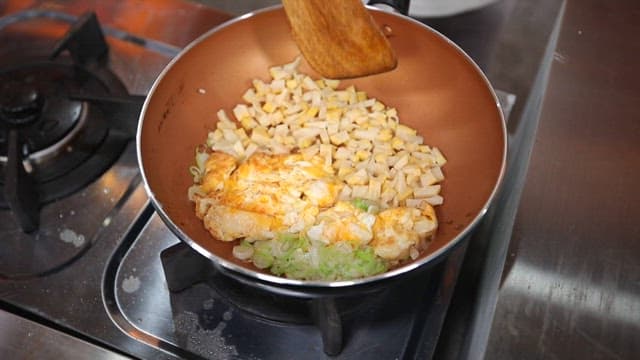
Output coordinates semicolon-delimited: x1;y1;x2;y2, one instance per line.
0;12;144;280
105;215;463;358
0;2;562;359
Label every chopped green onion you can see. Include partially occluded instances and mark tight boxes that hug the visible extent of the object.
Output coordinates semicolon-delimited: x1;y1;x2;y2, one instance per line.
237;233;388;281
232;241;254;260
191;149;210;182
350;198;379;214
252;241;274;269
351;198;370;211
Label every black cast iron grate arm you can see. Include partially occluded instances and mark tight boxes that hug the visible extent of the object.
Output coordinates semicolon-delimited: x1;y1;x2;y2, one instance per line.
50;12;109;66
3;130;40;232
68;93;145;138
1;11;142;232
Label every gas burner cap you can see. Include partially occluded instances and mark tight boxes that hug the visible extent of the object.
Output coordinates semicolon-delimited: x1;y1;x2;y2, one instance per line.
0;82;44;126
0;58;136;222
0;62;87;160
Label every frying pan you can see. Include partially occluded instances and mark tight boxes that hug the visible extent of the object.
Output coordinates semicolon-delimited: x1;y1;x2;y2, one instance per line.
137;5;506;293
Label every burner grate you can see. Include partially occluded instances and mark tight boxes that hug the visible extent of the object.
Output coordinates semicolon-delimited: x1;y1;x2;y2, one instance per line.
159;242;430;356
0;12;144;232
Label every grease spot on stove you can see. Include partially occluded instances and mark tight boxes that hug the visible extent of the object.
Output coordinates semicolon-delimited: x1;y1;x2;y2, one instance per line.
122;275;141;293
174;311;239;359
203;299;214;310
59;228;85;247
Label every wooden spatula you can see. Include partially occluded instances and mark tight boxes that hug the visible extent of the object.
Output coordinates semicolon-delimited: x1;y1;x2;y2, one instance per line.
282;0;397;79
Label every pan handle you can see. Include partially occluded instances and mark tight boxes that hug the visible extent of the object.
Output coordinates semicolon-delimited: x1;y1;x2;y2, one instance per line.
367;0;411;15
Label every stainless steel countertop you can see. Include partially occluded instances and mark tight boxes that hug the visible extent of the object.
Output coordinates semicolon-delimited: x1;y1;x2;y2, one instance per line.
0;309;129;360
486;0;640;359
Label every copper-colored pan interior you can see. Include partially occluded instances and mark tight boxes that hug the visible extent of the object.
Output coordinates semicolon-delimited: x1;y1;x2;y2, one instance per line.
139;8;505;278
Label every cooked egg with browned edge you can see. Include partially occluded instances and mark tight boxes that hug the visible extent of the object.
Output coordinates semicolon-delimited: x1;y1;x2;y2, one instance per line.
188;58;446;281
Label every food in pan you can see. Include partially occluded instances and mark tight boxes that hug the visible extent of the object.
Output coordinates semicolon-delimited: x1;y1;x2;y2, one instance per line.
188;58;446;281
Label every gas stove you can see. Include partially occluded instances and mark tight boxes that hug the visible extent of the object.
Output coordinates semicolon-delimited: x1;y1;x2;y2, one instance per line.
0;1;561;359
0;11;143;278
0;9;462;356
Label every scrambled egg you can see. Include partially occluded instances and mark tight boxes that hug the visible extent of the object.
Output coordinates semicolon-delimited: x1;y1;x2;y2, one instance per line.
194;151;438;262
371;205;437;260
195;151;342;241
306;201;376;247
